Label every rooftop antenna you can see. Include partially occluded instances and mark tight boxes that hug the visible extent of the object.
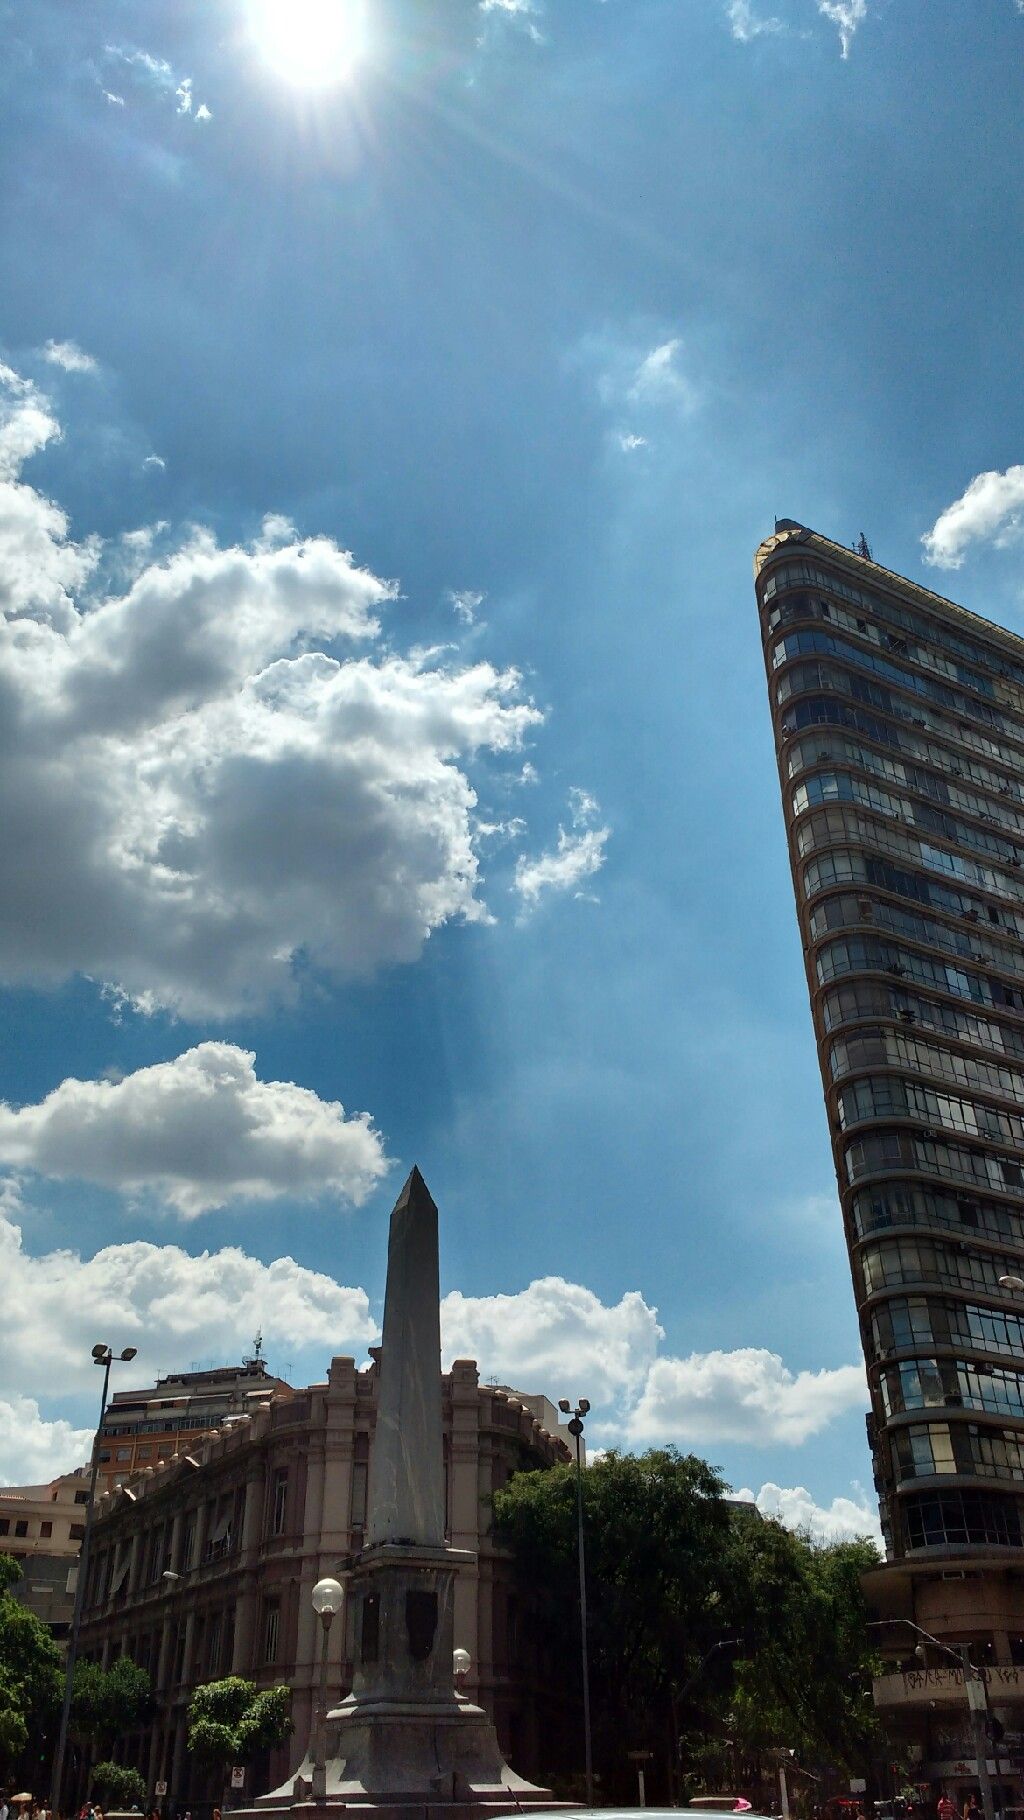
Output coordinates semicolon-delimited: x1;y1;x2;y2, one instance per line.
856;531;872;560
254;1330;264;1361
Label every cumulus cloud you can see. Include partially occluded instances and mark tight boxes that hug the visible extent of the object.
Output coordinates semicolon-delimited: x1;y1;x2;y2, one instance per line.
817;0;867;57
0;1206;868;1486
0;1395;92;1486
0;362;543;1015
0;1213;378;1406
922;466;1024;569
0;1043;387;1216
514;787;610;911
0;366;100;628
441;1277;662;1405
42;339;99;375
736;1480;882;1545
626;1347;867;1445
726;0;782;40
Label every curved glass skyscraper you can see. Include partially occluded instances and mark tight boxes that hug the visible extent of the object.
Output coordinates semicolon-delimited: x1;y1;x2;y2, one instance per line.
757;520;1024;1801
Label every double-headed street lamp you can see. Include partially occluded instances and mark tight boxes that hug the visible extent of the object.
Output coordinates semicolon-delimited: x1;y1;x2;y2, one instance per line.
310;1578;345;1803
868;1618;996;1820
558;1396;592;1807
50;1343;138;1818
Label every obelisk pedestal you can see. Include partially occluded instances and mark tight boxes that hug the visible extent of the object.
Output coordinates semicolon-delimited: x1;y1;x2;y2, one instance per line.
245;1168;572;1820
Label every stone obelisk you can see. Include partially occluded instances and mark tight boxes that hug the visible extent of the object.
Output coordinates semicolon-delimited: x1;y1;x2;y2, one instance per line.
253;1166;566;1818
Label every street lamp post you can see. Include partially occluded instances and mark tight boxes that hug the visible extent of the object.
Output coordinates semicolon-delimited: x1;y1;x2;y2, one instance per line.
559;1396;592;1807
868;1619;996;1820
49;1343;138;1819
310;1578;344;1804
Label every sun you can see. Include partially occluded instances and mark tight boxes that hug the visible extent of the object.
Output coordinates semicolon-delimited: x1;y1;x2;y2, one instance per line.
249;0;366;88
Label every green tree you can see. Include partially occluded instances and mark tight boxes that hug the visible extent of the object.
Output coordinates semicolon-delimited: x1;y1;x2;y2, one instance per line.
89;1760;148;1809
0;1553;63;1781
493;1449;881;1803
72;1656;153;1756
187;1677;292;1791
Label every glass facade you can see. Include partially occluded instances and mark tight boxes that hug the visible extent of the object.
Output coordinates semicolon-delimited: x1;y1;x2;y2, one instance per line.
758;525;1024;1562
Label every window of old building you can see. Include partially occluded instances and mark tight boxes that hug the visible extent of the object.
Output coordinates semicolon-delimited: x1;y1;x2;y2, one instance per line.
270;1468;288;1536
262;1602;280;1664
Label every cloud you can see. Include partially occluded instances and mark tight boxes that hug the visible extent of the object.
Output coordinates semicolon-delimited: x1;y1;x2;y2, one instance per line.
514;787;610;911
921;465;1024;569
0;362;543;1015
102;90;126;106
41;339;98;375
0;1213;378;1409
0;366;100;628
104;45;210;120
618;433;647;453
627;338;696;410
0;1044;387;1217
736;1480;882;1545
0;1395;92;1486
626;1347;867;1445
142;452;166;471
727;0;783;40
0;1211;866;1485
446;588;485;626
817;0;867;57
478;0;544;39
442;1277;662;1404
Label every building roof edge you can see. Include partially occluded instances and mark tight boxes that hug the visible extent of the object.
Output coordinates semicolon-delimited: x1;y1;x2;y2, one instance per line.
754;520;1024;662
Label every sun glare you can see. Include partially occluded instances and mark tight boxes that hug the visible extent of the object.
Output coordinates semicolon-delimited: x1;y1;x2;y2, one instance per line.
250;0;366;88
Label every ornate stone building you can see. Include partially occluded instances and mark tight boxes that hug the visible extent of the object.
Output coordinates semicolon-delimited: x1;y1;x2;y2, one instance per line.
75;1355;571;1810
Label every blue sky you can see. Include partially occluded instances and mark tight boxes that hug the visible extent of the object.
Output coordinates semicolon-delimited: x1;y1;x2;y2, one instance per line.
2;0;1024;1539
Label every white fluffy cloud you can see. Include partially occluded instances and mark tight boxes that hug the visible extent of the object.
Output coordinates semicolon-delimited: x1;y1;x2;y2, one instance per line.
0;1208;868;1495
817;0;867;58
922;465;1024;569
0;363;543;1015
0;1395;92;1486
41;339;98;375
626;1347;867;1445
441;1276;663;1404
737;1480;882;1545
0;1213;378;1407
514;787;610;910
0;1044;387;1217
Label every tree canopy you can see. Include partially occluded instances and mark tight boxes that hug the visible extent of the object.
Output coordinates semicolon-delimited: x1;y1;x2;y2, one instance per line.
187;1677;292;1774
90;1760;148;1809
72;1656;153;1753
0;1553;63;1782
493;1447;882;1805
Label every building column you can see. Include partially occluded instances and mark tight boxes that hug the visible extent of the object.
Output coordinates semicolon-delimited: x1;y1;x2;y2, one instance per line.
232;1580;258;1675
156;1612;173;1690
168;1507;184;1573
126;1530;142;1601
170;1718;187;1803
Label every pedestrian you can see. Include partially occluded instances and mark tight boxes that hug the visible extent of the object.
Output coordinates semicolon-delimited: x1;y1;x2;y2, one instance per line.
938;1794;956;1820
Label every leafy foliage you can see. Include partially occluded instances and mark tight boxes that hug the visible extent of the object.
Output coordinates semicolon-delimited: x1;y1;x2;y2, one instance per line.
187;1678;292;1770
72;1657;153;1752
493;1448;882;1804
0;1553;63;1777
89;1759;148;1809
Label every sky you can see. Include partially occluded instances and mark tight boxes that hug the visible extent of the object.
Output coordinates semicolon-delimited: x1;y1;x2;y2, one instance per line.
1;0;1024;1544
